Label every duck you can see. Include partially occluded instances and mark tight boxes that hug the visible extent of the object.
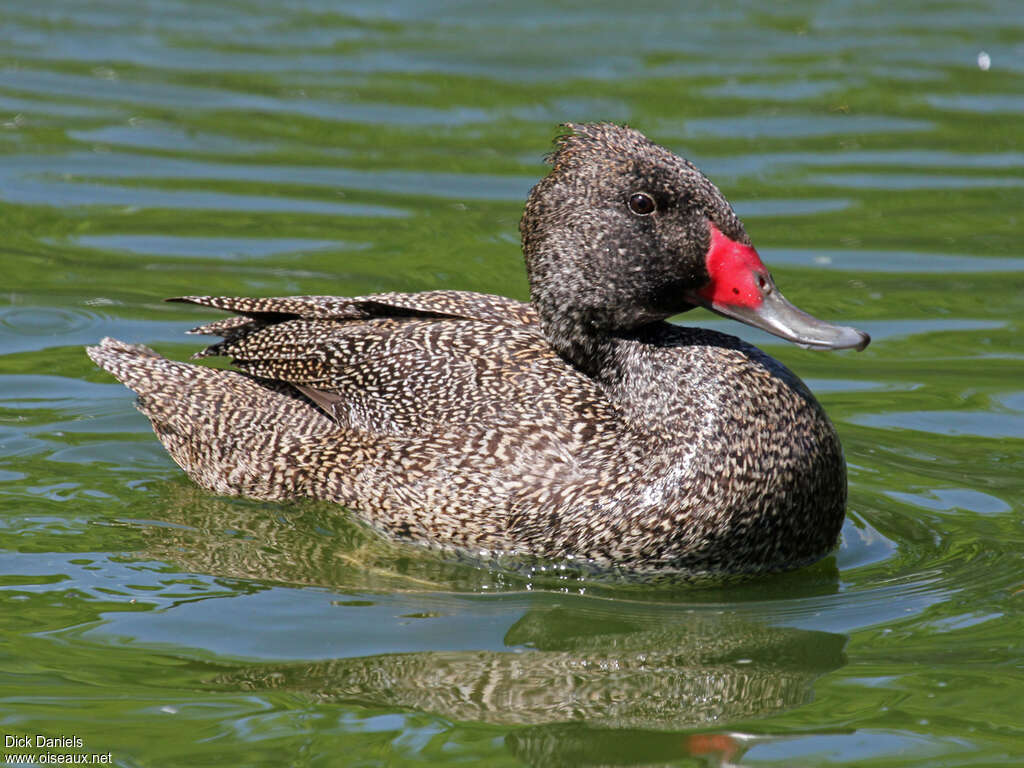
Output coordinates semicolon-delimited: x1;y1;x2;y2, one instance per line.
87;123;869;578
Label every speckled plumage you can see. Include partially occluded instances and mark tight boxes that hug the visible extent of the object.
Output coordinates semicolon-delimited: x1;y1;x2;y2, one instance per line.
87;123;853;577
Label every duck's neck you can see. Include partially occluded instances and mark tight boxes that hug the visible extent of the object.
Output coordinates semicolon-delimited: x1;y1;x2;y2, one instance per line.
535;307;670;397
524;230;672;385
536;309;614;380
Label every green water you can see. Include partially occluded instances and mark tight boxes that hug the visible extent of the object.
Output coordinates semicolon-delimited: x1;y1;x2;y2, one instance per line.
1;1;1022;765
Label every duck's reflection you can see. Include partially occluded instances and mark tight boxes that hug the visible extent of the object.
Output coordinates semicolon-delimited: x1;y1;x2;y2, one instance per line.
216;606;844;726
136;485;847;766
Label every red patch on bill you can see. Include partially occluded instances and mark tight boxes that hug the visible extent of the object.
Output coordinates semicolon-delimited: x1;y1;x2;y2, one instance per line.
697;223;769;308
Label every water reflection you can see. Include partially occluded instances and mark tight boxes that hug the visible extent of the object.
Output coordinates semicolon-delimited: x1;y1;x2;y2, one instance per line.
215;607;843;725
209;608;843;766
112;486;848;766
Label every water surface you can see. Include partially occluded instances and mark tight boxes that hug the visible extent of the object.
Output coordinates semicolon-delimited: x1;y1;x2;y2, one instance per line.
1;2;1022;766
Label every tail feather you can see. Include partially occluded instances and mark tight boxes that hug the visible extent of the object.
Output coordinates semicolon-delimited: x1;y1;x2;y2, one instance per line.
86;337;336;500
87;338;204;394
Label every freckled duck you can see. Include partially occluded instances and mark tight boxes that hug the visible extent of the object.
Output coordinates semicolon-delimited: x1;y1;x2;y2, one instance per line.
87;123;869;577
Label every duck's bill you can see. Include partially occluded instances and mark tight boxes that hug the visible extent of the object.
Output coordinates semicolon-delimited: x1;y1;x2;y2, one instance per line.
690;223;870;351
699;285;871;351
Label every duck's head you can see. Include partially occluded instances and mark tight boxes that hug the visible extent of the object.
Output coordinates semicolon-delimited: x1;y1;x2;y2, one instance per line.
520;123;869;369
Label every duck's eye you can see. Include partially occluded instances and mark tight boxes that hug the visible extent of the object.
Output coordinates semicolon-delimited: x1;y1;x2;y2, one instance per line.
628;192;656;216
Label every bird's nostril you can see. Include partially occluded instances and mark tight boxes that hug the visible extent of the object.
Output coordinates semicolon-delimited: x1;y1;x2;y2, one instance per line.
757;275;770;293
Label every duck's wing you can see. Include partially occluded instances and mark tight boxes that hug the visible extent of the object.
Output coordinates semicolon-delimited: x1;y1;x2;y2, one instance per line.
168;290;586;436
171;290;537;336
170;291;538;371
